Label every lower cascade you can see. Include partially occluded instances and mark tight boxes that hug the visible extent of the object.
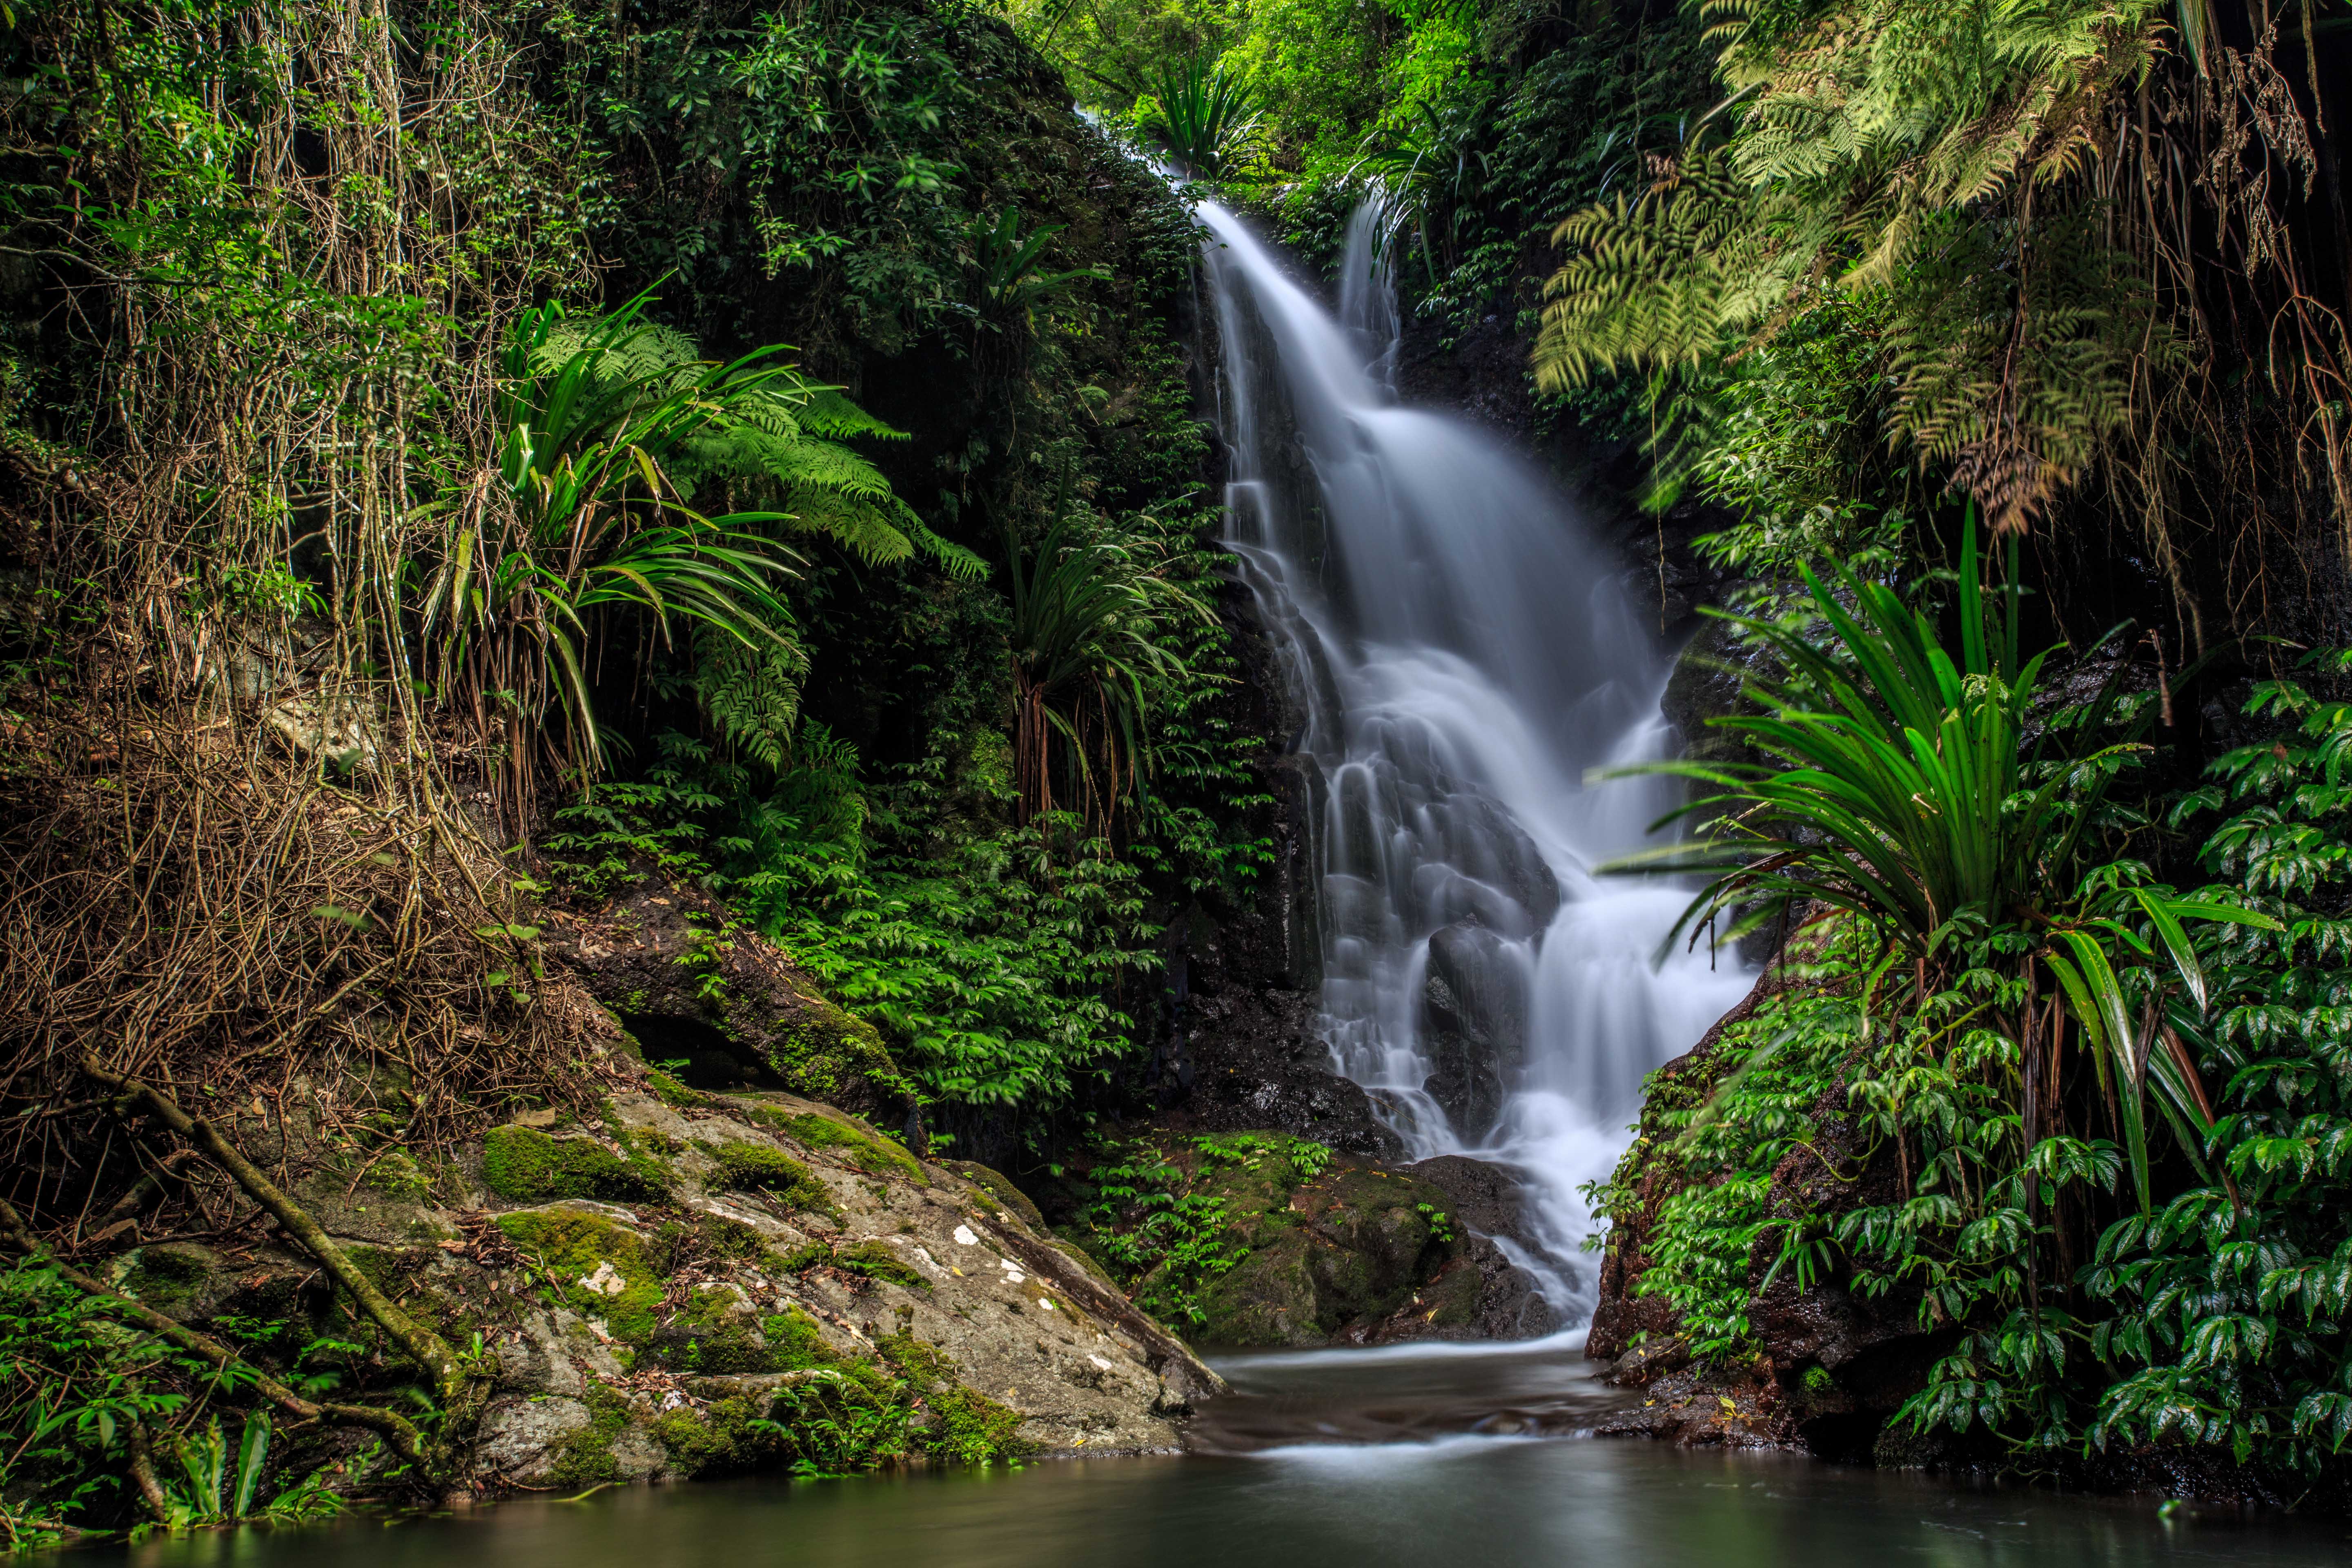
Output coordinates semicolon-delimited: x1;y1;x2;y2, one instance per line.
1197;196;1753;1319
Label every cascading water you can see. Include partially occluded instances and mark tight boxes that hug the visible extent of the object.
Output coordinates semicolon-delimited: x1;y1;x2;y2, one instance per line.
1200;196;1753;1320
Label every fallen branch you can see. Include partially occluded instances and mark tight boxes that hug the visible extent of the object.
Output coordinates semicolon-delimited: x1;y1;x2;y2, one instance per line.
0;1197;425;1463
79;1059;463;1402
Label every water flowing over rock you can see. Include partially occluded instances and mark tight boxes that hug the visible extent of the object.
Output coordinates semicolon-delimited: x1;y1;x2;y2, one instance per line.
1194;194;1755;1320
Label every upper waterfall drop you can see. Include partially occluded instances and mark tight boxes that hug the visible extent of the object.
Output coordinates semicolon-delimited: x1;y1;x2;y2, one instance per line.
1197;195;1753;1320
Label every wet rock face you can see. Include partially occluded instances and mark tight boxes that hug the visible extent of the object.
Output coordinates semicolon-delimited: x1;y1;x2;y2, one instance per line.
1418;922;1532;1140
106;1084;1225;1491
1183;1151;1535;1347
542;880;911;1124
1143;596;1410;1160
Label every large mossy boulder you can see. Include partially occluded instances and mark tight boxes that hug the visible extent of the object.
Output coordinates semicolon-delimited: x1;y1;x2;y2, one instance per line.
1048;1131;1552;1348
1196;1160;1472;1345
543;880;911;1118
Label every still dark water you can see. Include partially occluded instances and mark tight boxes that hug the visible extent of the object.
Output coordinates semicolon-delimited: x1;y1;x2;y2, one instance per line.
112;1340;2352;1568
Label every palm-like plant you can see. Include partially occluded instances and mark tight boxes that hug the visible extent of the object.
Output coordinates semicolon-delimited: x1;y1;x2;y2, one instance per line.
1348;97;1492;288
1615;513;2276;1207
969;210;1111;336
420;291;973;828
1003;507;1206;833
1135;55;1262;179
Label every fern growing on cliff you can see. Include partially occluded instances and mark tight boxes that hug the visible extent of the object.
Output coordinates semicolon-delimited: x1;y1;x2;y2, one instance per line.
1535;0;2176;534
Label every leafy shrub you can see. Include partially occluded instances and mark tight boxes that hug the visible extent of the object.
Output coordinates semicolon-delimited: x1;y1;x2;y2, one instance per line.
1601;650;2352;1481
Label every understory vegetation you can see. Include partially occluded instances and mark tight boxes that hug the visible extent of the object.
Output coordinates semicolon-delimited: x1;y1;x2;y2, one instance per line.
1014;0;2352;1497
0;0;1266;1546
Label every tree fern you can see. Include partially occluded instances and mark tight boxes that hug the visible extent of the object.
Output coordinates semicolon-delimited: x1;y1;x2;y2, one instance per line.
419;288;973;828
1535;0;2174;533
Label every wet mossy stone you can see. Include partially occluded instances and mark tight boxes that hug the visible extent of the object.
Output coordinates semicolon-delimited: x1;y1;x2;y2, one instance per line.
876;1335;1029;1465
760;993;910;1106
750;1107;923;1184
1169;1149;1461;1346
704;1140;832;1211
656;1392;785;1479
115;1242;222;1319
650;1285;774;1374
483;1125;665;1204
548;1383;635;1492
496;1206;664;1343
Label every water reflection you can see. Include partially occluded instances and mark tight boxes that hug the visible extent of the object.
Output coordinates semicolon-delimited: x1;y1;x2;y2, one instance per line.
116;1440;2352;1568
116;1342;2352;1568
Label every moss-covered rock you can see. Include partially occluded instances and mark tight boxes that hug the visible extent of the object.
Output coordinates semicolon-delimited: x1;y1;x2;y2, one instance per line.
942;1159;1045;1229
648;1285;775;1374
483;1125;666;1204
655;1392;785;1479
758;993;905;1107
1060;1132;1473;1347
877;1333;1032;1465
703;1138;833;1211
113;1242;225;1320
644;1067;701;1107
548;1383;637;1492
497;1206;665;1343
750;1105;924;1183
760;1305;847;1370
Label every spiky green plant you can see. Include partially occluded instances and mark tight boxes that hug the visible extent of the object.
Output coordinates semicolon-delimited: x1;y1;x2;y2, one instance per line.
1004;506;1207;833
1614;512;2277;1206
969;211;1110;336
1135;56;1262;179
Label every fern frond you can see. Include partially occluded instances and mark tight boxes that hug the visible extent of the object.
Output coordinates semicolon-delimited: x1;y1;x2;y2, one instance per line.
698;621;809;771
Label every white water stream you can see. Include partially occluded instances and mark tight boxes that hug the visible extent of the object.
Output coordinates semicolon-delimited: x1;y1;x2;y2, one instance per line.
1198;198;1753;1319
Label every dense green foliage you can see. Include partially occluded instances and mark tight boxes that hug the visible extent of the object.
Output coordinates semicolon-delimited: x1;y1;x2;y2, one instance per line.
0;1261;371;1550
0;0;1277;1134
1601;613;2352;1480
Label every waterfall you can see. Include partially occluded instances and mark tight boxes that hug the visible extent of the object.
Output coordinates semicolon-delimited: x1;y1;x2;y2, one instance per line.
1200;197;1753;1321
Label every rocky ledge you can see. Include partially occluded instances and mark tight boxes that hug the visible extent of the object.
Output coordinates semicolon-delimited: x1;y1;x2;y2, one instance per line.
111;1083;1223;1494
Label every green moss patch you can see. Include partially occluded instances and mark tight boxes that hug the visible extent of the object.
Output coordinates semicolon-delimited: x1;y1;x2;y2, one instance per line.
876;1334;1029;1466
757;1109;923;1184
117;1243;217;1316
354;1148;435;1202
549;1384;635;1492
650;1286;774;1374
704;1139;833;1212
483;1125;665;1204
645;1068;701;1107
758;997;910;1106
760;1306;846;1372
656;1393;783;1479
496;1207;664;1343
